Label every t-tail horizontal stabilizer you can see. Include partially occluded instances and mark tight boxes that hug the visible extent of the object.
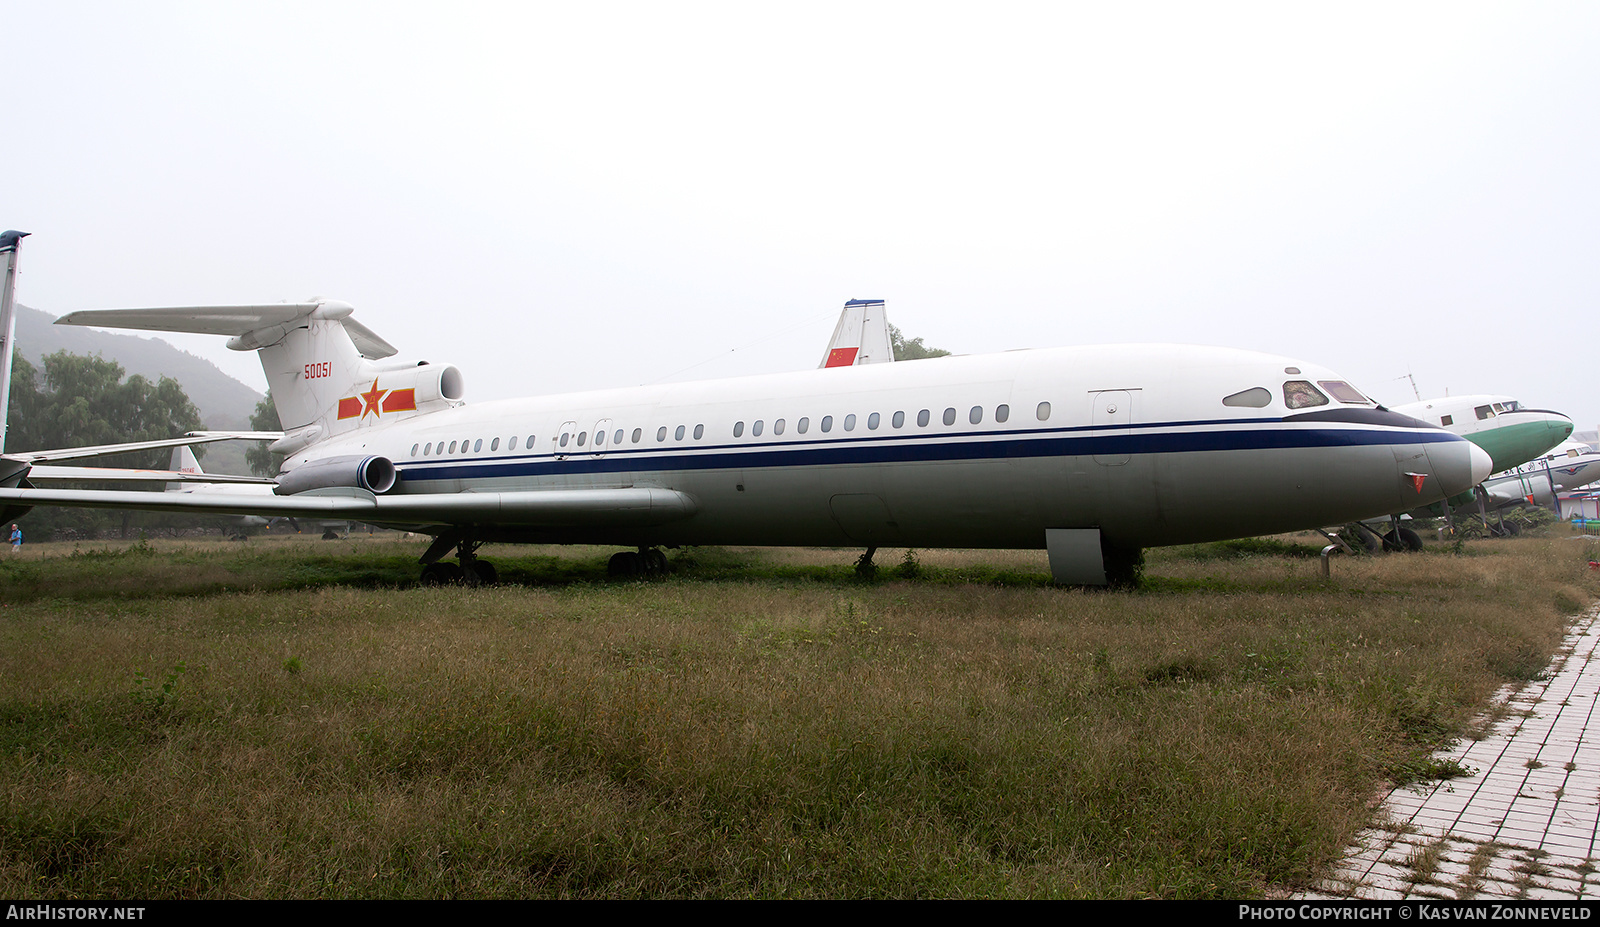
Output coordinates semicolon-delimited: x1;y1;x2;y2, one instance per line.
56;300;463;457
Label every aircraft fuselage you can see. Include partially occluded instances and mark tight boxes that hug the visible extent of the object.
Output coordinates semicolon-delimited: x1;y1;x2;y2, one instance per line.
291;343;1487;551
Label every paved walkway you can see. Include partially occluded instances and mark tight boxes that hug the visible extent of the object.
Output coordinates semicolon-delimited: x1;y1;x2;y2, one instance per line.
1300;604;1600;899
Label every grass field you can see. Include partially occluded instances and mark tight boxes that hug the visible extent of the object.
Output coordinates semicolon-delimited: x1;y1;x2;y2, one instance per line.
1;531;1596;898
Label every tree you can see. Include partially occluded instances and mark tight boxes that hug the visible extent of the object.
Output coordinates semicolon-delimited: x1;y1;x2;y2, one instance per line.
245;393;282;478
7;352;207;538
889;325;951;361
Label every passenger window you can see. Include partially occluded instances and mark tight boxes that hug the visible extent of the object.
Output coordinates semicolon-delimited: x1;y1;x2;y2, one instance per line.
632;428;642;443
995;404;1009;423
753;420;763;437
474;439;483;452
943;408;957;426
694;424;704;439
449;440;458;453
1222;387;1272;408
1037;402;1051;421
411;444;419;456
798;417;809;434
734;422;745;438
1283;381;1329;410
675;425;686;441
821;415;833;432
892;411;905;428
774;419;785;435
595;431;605;446
657;426;668;442
577;432;587;447
969;406;982;425
526;435;535;447
509;436;519;451
868;412;880;430
491;438;500;451
918;409;930;427
614;429;623;444
844;414;855;431
1440;415;1453;426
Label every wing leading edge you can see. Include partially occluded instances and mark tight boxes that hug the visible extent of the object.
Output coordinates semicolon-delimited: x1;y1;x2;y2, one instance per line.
0;485;698;529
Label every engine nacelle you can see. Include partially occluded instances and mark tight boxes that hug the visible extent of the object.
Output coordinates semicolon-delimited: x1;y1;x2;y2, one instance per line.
355;361;465;412
275;455;396;496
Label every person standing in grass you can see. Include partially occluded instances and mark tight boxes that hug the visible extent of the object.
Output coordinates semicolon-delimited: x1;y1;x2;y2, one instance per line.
9;523;19;554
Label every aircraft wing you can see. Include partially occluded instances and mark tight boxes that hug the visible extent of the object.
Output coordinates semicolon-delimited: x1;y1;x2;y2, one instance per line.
24;465;276;485
0;485;698;528
10;431;285;463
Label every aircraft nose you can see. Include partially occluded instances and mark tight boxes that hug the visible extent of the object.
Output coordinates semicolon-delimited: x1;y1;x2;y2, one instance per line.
1469;442;1493;486
1425;437;1494;500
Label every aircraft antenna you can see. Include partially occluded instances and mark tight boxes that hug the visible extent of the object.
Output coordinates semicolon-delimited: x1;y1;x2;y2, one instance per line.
1395;372;1421;403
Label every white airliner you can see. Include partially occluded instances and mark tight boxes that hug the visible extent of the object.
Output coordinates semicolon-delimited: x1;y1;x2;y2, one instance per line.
0;289;1493;584
1392;394;1573;475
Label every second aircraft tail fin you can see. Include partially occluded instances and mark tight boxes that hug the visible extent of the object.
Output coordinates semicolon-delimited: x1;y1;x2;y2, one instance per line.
819;299;893;368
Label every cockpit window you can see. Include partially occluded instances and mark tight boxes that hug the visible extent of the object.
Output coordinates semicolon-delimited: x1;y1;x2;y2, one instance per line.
1317;380;1370;404
1222;387;1272;408
1475;405;1495;420
1283;381;1329;410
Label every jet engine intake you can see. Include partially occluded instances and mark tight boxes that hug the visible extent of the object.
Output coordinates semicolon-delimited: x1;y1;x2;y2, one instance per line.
275;455;397;495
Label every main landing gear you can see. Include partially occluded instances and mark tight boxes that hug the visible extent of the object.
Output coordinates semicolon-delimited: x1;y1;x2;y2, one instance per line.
419;530;498;586
607;547;670;578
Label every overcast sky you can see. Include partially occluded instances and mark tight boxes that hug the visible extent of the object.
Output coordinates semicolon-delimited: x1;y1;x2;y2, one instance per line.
7;2;1599;430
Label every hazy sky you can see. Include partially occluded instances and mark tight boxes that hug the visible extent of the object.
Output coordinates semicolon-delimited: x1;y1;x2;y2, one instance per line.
8;2;1600;428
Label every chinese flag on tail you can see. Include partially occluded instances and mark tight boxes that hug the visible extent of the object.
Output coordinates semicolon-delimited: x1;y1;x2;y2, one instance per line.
825;347;859;368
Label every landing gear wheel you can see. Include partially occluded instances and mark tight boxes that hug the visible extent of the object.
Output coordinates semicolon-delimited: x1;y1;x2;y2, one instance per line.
608;551;644;578
422;562;464;585
467;560;498;586
643;548;668;576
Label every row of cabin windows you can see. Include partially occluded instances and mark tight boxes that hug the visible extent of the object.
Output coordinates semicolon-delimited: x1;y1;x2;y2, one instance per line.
731;404;1031;437
408;402;1057;458
411;422;708;457
414;434;539;457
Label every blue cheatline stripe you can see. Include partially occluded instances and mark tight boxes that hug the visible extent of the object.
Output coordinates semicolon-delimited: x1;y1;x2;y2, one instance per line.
395;421;1464;484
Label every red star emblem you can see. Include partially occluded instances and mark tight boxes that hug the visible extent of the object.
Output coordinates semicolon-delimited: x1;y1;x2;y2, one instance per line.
359;379;389;419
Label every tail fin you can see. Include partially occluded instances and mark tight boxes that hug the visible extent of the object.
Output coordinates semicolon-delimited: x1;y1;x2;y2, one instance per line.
56;299;464;456
0;231;32;454
166;445;202;492
819;299;893;368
